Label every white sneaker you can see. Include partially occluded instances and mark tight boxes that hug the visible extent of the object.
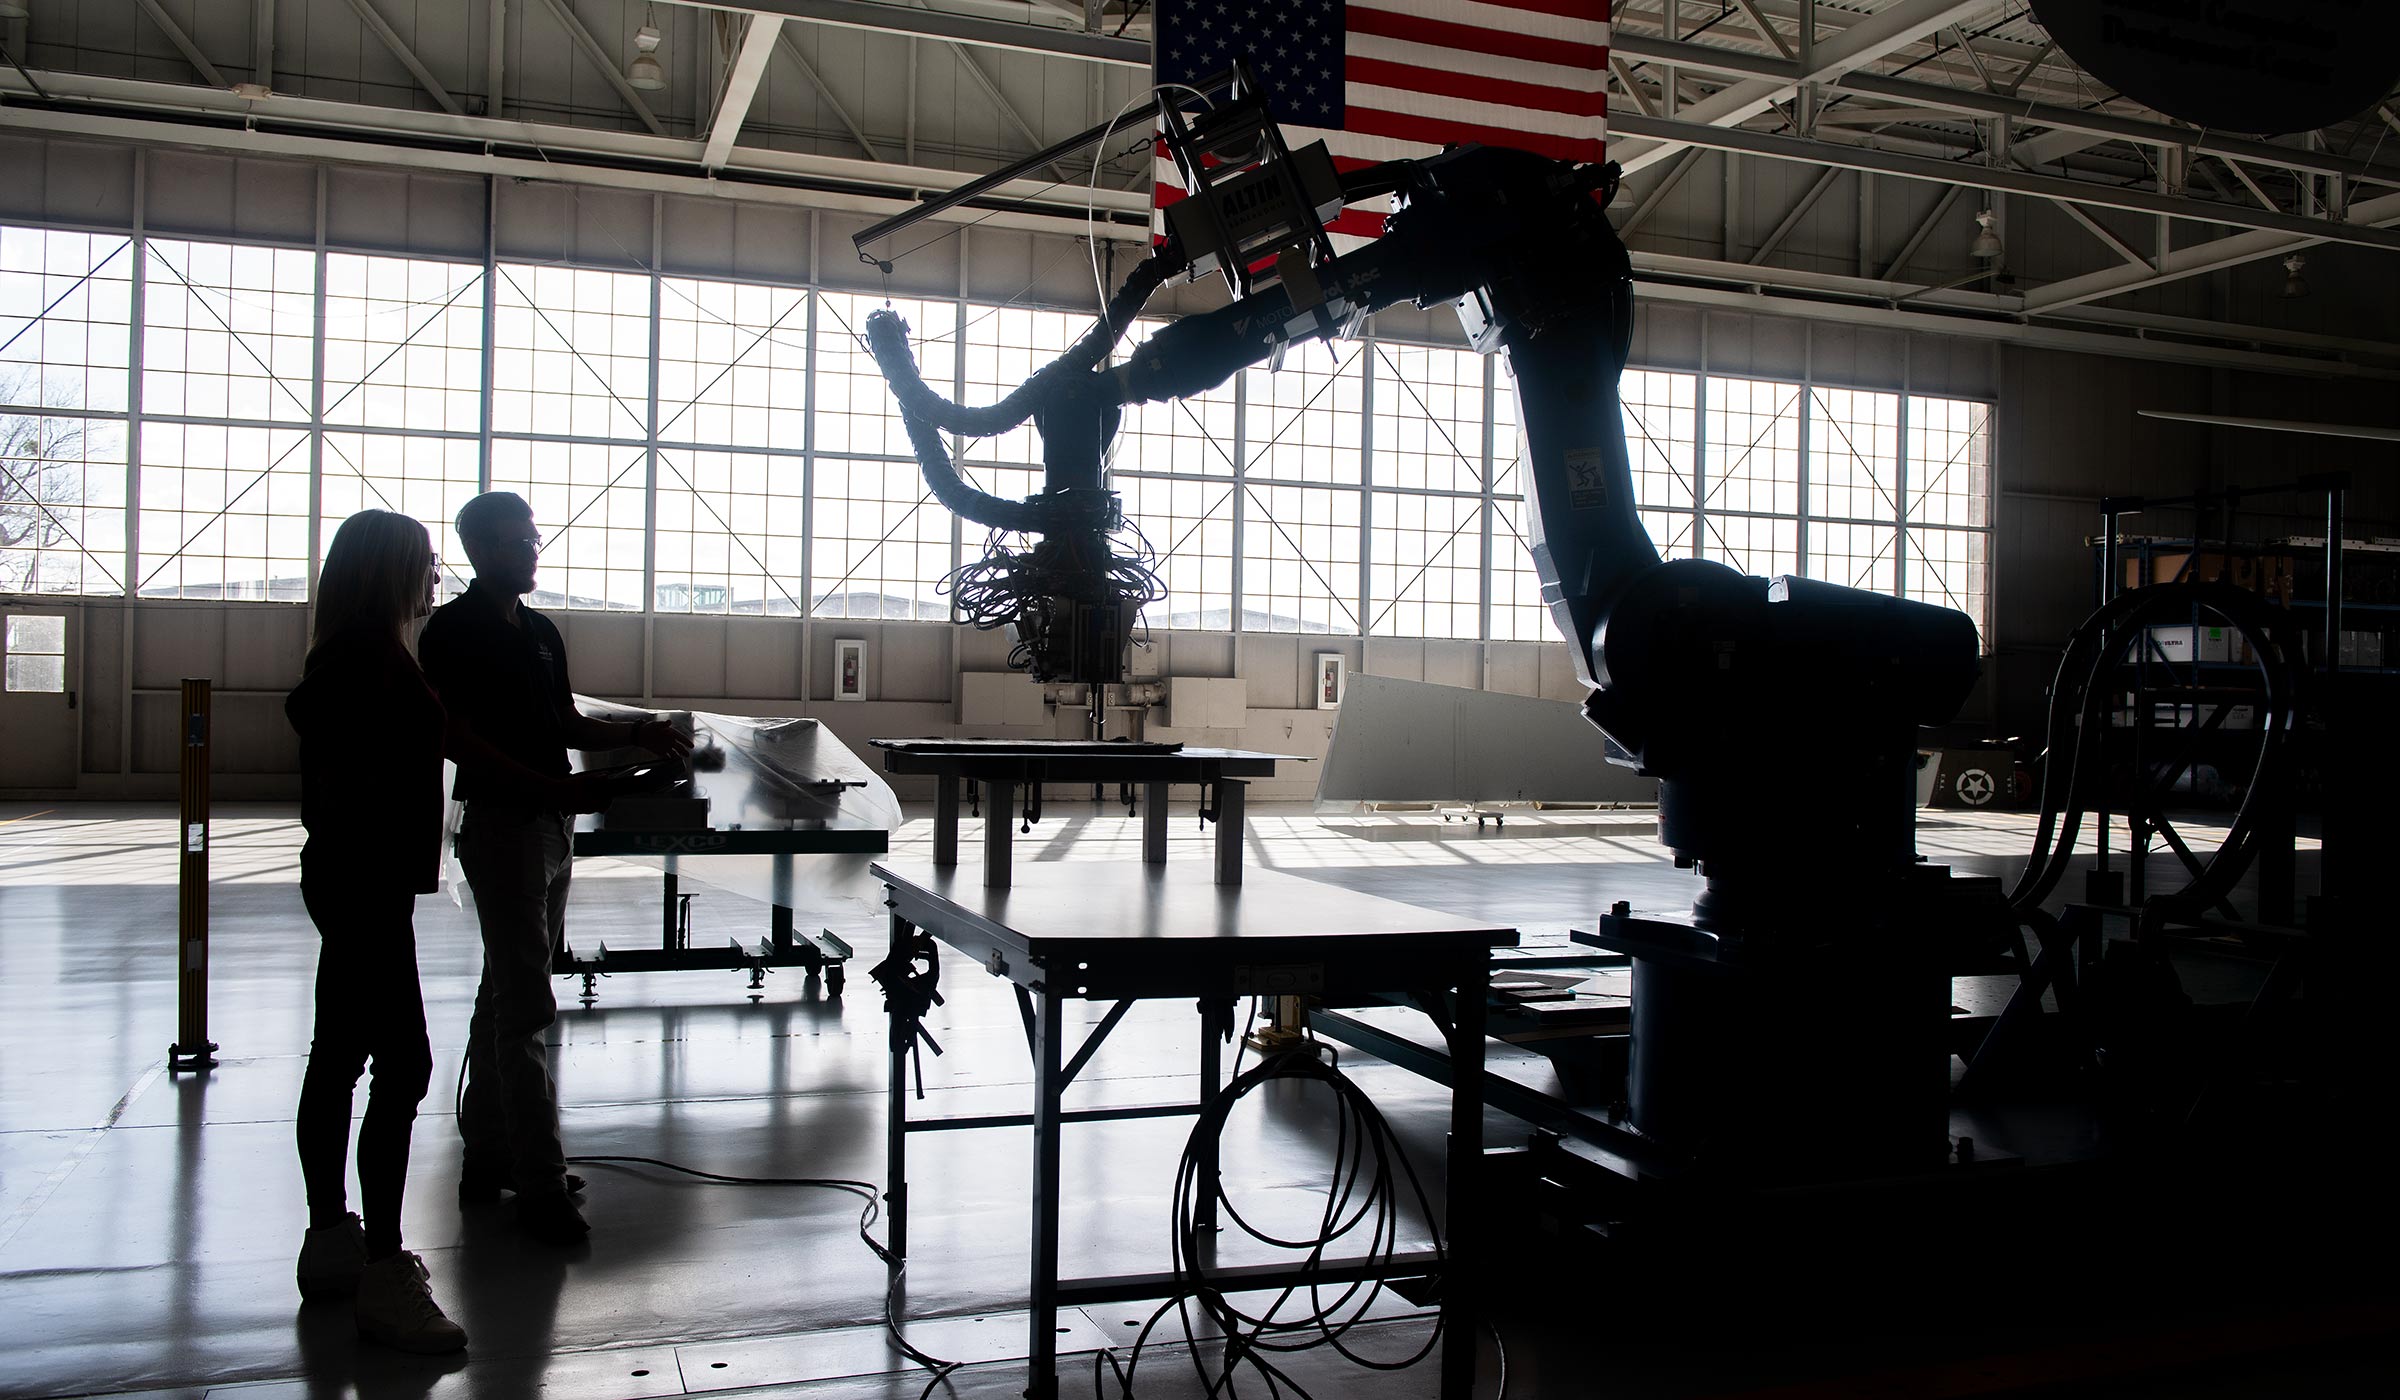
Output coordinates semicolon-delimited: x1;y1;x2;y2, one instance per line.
296;1213;367;1301
354;1250;468;1354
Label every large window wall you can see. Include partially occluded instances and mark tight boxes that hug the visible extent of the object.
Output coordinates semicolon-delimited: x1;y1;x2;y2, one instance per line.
1;222;1994;647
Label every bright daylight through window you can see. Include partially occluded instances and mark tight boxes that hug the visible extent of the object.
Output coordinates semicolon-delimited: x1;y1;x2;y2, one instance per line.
2;225;1993;649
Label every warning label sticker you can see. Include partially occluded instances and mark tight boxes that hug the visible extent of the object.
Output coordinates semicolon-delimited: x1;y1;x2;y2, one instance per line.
1565;448;1609;509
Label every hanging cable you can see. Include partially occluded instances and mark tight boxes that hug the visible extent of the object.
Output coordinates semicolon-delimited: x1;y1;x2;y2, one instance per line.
2005;580;2298;918
1093;1047;1453;1400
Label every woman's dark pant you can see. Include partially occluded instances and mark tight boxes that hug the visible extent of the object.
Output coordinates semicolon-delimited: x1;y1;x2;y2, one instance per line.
296;882;432;1260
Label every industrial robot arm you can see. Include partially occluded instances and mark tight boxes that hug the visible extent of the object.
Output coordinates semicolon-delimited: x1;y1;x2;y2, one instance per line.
863;81;1979;932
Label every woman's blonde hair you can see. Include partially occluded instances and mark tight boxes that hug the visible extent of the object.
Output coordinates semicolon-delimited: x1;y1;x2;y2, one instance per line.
310;509;432;667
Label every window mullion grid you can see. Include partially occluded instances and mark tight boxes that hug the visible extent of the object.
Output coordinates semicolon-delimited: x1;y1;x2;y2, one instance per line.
1894;385;1910;600
1230;368;1247;632
1691;372;1707;571
1480;351;1495;643
1794;377;1810;582
478;179;497;494
643;257;664;675
950;283;968;623
1359;338;1374;638
800;286;817;620
124;179;146;610
307;173;328;604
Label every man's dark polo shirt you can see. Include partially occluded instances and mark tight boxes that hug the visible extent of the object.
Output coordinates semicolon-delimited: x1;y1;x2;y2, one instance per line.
419;580;574;804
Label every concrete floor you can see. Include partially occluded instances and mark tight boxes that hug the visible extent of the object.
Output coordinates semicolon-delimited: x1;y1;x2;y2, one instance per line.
0;801;2391;1400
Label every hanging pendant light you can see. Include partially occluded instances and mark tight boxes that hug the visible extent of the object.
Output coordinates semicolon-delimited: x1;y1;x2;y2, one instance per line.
2281;253;2309;299
626;6;667;92
1968;209;2004;261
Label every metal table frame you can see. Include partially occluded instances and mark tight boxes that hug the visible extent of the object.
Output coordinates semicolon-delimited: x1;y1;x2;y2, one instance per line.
870;743;1295;888
559;821;888;1000
874;858;1508;1400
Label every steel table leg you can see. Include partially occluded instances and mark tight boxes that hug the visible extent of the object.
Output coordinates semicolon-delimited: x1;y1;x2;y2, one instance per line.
1026;981;1066;1397
1213;779;1245;886
1440;965;1487;1399
662;858;681;948
771;853;795;955
934;774;959;868
1143;781;1169;864
886;909;913;1262
984;780;1016;889
1197;1000;1222;1240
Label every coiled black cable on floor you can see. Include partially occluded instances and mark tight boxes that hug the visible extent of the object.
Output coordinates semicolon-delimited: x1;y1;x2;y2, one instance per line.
563;1154;963;1397
1092;1046;1471;1400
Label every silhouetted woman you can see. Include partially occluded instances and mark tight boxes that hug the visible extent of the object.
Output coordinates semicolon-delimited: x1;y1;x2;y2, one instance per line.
284;509;470;1351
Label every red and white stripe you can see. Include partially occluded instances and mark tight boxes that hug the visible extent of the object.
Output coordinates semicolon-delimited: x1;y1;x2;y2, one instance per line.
1155;0;1610;245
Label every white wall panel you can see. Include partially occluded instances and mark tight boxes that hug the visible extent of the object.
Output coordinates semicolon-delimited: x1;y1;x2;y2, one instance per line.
1705;309;1808;381
1807;322;1907;390
80;604;127;775
222;607;309;691
131;604;228;691
144;155;318;246
653;614;730;699
554;610;646;695
1484;642;1542;698
1628;303;1704;370
0;138;137;230
326;169;484;258
721;616;806;699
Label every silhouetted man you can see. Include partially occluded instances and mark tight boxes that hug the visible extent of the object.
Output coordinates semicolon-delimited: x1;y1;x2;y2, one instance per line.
419;491;688;1245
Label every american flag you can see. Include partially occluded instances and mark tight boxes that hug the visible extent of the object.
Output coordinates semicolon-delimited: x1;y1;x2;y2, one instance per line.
1154;0;1611;242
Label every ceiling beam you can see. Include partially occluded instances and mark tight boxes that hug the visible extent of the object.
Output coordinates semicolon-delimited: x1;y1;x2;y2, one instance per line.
2054;201;2150;269
1613;30;2400;191
1607;111;2400;255
487;0;506;117
2025;188;2400;310
773;26;883;161
133;0;227;89
1642;279;2400;380
947;40;1081;185
1879;183;1964;280
1609;55;1660;120
2217;157;2281;215
703;14;782;170
535;0;669;138
254;0;275;90
1616;148;1707;238
1834;71;2400;188
0;102;1155;245
0;66;1150;218
1606;0;1999;175
1749;165;1842;264
661;0;1148;68
1729;0;1795;62
341;0;465;116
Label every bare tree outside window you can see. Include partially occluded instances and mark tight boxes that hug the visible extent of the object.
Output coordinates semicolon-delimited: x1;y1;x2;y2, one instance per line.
0;372;96;594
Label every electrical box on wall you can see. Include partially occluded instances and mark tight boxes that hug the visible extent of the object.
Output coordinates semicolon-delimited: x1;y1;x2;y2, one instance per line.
959;672;1049;726
1163;677;1246;730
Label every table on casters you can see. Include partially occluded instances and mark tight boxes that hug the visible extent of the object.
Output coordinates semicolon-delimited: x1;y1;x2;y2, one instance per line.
560;817;888;1003
872;856;1514;1400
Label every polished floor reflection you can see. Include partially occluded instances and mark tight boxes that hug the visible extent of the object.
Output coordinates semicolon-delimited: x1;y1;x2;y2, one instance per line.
0;802;2388;1399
